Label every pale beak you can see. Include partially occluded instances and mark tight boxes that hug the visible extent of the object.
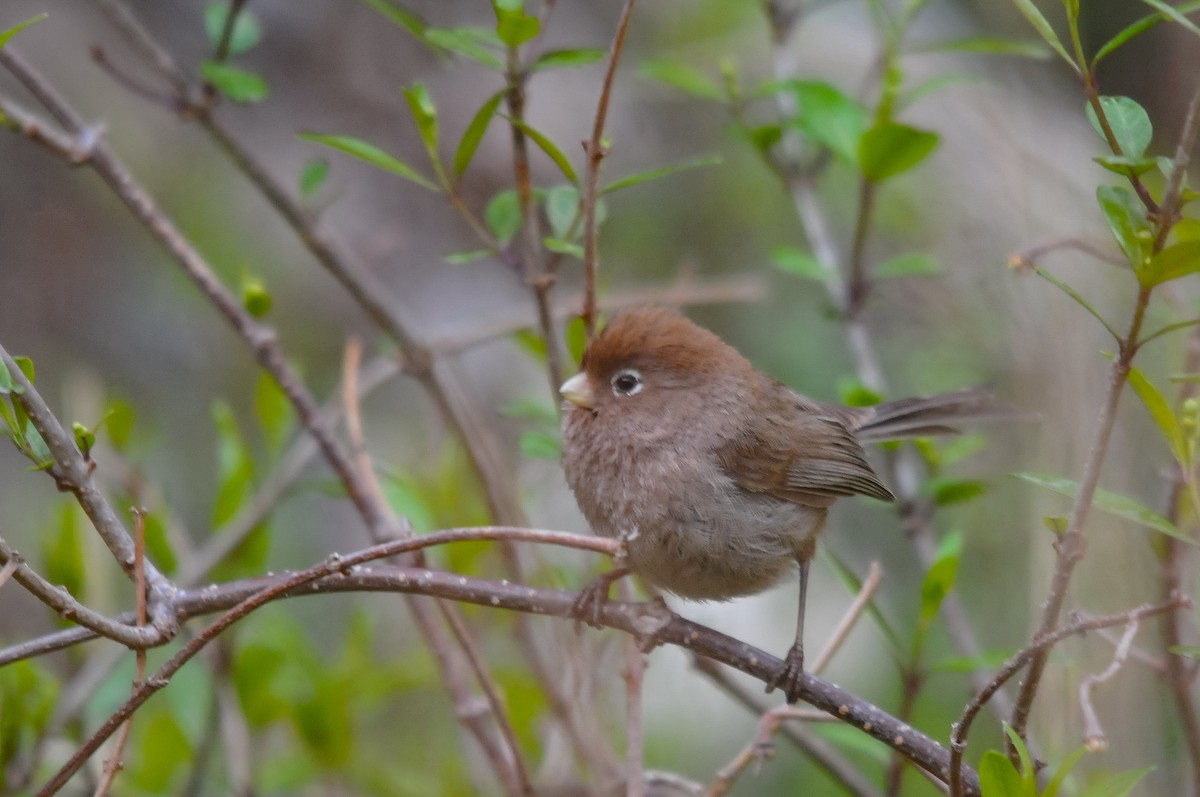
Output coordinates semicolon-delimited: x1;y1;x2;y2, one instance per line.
560;372;595;409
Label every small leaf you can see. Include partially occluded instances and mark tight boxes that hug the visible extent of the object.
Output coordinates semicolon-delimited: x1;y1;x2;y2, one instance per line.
424;27;503;70
639;59;723;100
927;478;986;506
454;90;504;176
786;80;867;163
200;61;268;103
770;246;826;281
14;357;34;383
512;329;546;362
979;749;1026;797
1042;747;1089;797
485;189;522;245
858;122;939;183
212;402;254;528
1094;1;1200;65
504;116;577;184
1010;0;1077;69
299;133;440;192
565;315;587;366
1076;767;1154;797
1144;240;1200;286
519;430;561;460
43;504;87;603
837;379;883;407
500;397;558;424
299;158;329;197
1125;363;1188;465
601;154;723;194
1096;184;1151;270
929;649;1014;673
0;361;12;394
1170;645;1200;659
544;238;583;258
403;83;439;166
918;530;962;628
494;6;540;47
0;13;48;50
544;185;580;238
1086;97;1153;158
1138;0;1200;39
877;253;941;278
1004;724;1037;789
1033;266;1120;341
529;48;605;72
72;422;94;458
357;0;426;37
241;277;272;318
940;433;988;465
1093;154;1158;178
443;249;492;264
1043;515;1069;536
204;3;263;56
1012;472;1194;543
254;372;293;456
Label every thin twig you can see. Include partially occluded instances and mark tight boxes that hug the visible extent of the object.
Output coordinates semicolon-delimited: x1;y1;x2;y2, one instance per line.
947;595;1189;797
811;561;882;676
0;556;21;590
620;580;645;797
91;509;149;797
1079;618;1140;751
580;0;637;341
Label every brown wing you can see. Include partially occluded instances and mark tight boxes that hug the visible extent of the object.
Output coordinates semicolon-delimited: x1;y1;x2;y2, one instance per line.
715;398;895;509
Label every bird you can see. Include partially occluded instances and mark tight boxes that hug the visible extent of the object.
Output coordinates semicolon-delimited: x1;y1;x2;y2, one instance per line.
558;306;997;703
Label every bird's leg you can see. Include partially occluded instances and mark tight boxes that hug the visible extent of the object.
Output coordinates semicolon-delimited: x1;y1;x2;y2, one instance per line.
569;566;632;630
768;554;811;704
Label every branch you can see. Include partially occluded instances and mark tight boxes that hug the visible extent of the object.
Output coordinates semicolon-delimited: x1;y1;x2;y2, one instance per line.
947;595;1189;797
580;0;637;341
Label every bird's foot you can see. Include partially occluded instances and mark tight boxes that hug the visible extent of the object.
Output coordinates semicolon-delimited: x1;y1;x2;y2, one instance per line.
766;642;805;704
569;567;631;631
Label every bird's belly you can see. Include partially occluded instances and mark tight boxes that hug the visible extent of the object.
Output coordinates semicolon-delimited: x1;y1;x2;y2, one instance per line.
626;490;825;601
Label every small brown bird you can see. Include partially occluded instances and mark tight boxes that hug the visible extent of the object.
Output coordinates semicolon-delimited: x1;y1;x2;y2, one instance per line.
559;307;995;702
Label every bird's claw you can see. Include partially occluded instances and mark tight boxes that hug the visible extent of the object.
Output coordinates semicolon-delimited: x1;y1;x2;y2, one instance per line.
569;577;611;631
766;642;805;704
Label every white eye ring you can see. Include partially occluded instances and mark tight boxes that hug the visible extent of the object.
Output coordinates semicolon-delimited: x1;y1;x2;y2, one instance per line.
610;369;643;396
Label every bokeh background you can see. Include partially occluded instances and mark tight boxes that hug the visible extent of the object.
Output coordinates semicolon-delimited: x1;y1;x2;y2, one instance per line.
1;1;1198;795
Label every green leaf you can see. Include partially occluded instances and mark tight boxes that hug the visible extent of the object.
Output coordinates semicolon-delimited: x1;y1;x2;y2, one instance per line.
837;379;883;407
1077;767;1154;797
356;0;426;38
485;189;521;244
1144;240;1200;286
913;36;1050;59
204;3;263;56
1093;154;1158;178
0;13;48;50
0;660;60;772
299;133;440;192
200;61;268;103
102;400;135;451
504;116;577;184
299;158;329;197
979;749;1026;797
1170;645;1200;658
519;430;562;459
602;154;723;194
1086;97;1153;158
770;246;826;281
1095;2;1200;64
241;277;272;317
382;472;438;532
1096;184;1151;270
1043;747;1089;797
565;315;587;366
212;402;254;527
0;361;12;394
142;511;178;575
424;27;503;70
877;253;941;278
639;59;723;100
929;649;1014;673
918;531;962;629
1138;0;1200;38
544;185;580;238
513;329;546;362
254;371;293;456
72;422;94;458
1010;0;1077;69
529;48;605;72
128;707;192;792
786;80;868;163
1003;724;1036;789
1011;472;1194;543
501;397;558;424
544;238;584;258
858;121;939;182
13;356;34;384
927;477;987;506
43;504;87;603
494;5;540;47
1124;363;1188;466
403;83;439;167
1033;266;1120;341
443;249;492;264
454;90;504;176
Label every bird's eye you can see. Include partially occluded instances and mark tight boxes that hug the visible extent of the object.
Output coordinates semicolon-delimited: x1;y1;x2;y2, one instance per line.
611;369;643;396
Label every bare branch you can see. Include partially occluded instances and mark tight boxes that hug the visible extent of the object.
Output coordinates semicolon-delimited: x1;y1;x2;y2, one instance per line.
1079;618;1140;751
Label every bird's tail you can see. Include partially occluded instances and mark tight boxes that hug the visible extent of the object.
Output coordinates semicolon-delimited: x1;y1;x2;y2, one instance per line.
850;387;1013;444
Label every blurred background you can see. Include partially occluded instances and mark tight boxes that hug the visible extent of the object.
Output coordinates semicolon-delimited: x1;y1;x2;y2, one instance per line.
1;0;1198;795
